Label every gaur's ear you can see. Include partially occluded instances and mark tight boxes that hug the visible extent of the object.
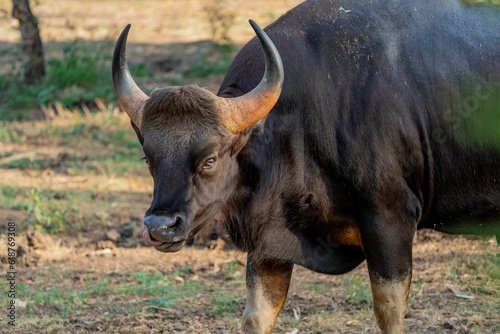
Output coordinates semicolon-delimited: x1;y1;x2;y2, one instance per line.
230;130;252;156
230;119;267;156
131;121;144;145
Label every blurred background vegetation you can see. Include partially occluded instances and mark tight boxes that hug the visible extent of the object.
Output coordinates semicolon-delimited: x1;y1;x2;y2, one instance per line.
0;0;247;120
0;0;497;121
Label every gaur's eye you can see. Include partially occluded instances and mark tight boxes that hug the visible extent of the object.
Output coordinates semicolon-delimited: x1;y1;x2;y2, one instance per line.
203;157;217;169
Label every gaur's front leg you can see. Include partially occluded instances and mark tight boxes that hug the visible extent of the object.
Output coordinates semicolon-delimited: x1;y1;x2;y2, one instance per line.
360;209;418;334
242;254;294;334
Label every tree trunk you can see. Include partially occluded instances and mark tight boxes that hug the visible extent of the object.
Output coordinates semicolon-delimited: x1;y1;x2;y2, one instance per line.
12;0;45;84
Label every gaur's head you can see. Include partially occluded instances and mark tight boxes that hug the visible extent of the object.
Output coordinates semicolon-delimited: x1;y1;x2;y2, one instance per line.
112;21;283;252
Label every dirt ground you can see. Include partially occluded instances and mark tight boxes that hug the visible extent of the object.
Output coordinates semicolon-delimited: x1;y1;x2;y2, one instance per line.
1;0;499;333
4;230;500;333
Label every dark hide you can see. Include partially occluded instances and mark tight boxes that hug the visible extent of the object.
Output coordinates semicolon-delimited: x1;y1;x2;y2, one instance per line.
124;0;499;331
217;0;500;273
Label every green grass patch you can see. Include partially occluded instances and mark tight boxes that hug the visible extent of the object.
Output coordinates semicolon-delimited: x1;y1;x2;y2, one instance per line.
184;43;235;79
0;184;30;220
0;269;210;322
0;185;18;206
342;273;372;306
465;252;500;294
302;282;325;293
223;260;244;276
217;260;245;288
211;291;239;318
411;279;425;297
171;265;193;277
0;121;23;142
132;270;166;287
130;270;207;312
4;188;97;234
25;189;75;234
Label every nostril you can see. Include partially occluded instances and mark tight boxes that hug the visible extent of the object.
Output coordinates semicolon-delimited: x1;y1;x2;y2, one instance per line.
144;214;184;231
158;216;182;233
173;215;183;227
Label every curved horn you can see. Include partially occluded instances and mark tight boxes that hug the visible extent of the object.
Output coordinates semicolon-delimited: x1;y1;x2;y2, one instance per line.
112;24;148;127
218;20;284;133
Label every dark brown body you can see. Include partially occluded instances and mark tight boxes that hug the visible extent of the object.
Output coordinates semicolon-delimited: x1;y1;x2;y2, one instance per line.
113;0;500;333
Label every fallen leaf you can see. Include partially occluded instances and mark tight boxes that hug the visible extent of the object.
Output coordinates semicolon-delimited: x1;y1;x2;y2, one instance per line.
447;286;474;299
15;299;26;308
455;294;474;299
347;319;359;326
